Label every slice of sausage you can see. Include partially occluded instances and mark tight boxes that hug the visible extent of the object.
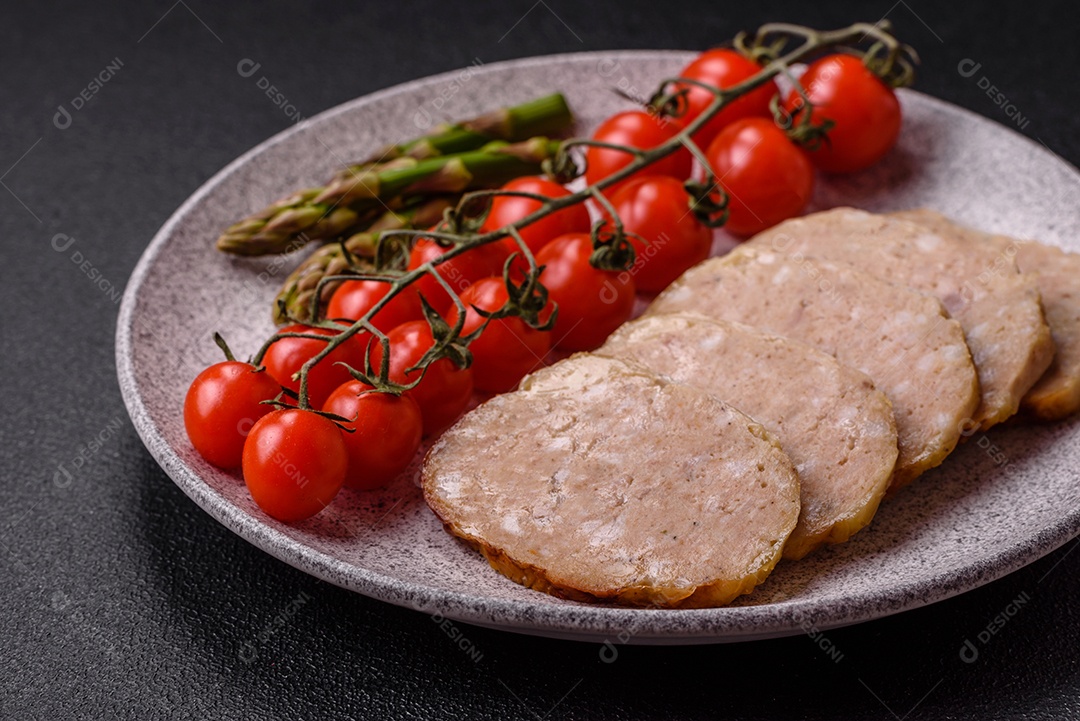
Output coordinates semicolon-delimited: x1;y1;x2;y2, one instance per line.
648;249;979;488
892;208;1080;422
1014;242;1080;420
747;207;1053;430
598;313;898;559
422;355;800;608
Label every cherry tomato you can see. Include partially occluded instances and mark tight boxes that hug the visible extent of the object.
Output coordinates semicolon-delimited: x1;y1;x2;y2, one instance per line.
705;117;814;237
480;176;591;260
322;382;423;490
242;409;348;522
407;236;510;314
782;54;901;173
584;111;692;195
602;176;713;293
183;361;282;469
326;279;423;333
263;324;370;409
536;233;636;352
369;320;474;436
447;277;552;393
676;49;777;150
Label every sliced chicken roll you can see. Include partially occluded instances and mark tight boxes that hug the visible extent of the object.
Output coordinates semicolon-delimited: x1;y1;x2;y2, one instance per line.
599;313;898;559
747;207;1053;430
423;355;800;608
648;249;979;488
893;208;1080;422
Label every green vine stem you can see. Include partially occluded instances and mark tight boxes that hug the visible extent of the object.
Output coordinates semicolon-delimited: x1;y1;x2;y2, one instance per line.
245;20;917;409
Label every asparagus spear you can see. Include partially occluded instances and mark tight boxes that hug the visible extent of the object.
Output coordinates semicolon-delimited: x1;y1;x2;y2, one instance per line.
217;94;571;257
272;195;457;324
336;92;572;174
217;138;562;256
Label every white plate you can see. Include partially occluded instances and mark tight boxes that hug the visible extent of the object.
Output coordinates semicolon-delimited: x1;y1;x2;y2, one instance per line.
117;51;1080;644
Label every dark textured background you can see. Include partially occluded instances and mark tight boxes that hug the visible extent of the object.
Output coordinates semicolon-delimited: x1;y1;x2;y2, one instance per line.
3;0;1078;718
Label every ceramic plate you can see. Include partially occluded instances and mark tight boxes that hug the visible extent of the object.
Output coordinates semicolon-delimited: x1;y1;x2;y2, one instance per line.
117;51;1080;644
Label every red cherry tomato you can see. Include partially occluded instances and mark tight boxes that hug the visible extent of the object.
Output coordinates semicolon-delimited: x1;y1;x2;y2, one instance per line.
480;176;591;260
322;382;423;490
782;54;902;173
676;49;777;150
705;117;814;237
183;361;282;469
584;111;692;195
369;320;474;436
262;324;370;409
536;233;636;352
326;279;423;333
242;409;347;522
447;277;552;393
407;236;510;314
602;176;713;293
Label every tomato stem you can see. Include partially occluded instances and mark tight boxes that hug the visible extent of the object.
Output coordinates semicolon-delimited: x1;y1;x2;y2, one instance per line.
213;332;237;363
247;20;918;406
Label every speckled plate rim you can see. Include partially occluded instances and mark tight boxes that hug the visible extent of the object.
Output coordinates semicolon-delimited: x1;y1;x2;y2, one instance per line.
117;50;1080;644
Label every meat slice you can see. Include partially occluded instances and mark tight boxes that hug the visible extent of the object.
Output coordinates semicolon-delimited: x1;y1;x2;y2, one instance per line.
893;208;1080;421
648;249;979;488
746;207;1054;430
598;313;898;559
422;355;800;608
